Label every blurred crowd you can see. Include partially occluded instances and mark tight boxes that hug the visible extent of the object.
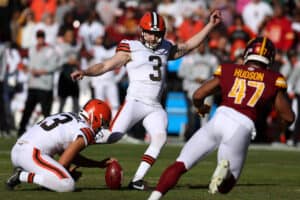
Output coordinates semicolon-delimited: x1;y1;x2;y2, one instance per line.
0;0;299;146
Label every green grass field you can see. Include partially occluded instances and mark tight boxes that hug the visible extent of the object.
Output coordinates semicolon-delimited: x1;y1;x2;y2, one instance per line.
1;137;300;200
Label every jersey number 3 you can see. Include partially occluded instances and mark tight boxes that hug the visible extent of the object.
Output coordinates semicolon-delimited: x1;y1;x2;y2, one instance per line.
228;77;265;107
149;55;162;81
39;114;73;131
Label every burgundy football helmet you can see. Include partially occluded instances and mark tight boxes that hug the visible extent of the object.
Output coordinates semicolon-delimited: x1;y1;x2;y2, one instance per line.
243;37;275;66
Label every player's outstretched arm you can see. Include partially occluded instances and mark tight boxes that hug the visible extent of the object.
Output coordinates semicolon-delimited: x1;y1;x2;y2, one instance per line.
71;51;130;80
57;136;115;169
58;136;86;169
171;10;222;59
71;155;117;168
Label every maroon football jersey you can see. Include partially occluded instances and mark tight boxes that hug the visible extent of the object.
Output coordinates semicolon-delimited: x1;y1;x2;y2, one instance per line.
214;63;287;121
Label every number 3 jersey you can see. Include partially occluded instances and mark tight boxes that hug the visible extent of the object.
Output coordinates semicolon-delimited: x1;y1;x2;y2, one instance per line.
214;63;287;121
116;39;174;106
18;112;96;156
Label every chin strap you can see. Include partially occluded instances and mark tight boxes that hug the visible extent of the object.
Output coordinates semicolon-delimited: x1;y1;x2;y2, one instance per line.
141;31;162;50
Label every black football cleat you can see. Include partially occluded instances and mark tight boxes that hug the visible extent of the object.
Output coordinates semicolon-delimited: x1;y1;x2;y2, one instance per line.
6;167;22;190
128;179;148;191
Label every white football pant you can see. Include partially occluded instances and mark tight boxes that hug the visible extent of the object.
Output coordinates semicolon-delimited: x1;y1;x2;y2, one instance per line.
177;106;254;179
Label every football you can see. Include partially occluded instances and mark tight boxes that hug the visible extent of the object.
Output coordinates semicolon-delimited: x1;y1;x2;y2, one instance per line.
105;160;123;189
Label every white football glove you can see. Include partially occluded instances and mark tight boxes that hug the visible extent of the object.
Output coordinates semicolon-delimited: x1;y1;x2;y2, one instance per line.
95;129;124;144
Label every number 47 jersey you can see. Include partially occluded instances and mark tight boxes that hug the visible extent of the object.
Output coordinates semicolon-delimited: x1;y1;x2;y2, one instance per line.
215;63;287;121
116;39;173;106
18;112;95;156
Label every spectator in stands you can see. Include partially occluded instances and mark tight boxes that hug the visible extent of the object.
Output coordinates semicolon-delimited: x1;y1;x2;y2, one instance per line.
57;11;76;38
178;43;219;141
78;10;104;52
176;5;205;42
58;53;80;113
0;42;7;135
227;14;256;61
35;13;59;46
287;50;300;147
242;0;273;34
235;0;251;14
3;42;22;135
18;9;37;49
262;3;294;52
17;30;58;136
56;28;81;113
95;0;121;26
210;35;231;64
291;8;300;51
55;0;74;26
10;10;21;45
164;15;177;43
114;4;139;40
275;50;292;78
30;0;56;22
157;0;182;28
56;28;81;69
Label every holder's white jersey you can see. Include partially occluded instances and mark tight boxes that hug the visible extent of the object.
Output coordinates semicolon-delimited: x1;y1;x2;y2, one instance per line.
18;112;95;156
116;39;173;105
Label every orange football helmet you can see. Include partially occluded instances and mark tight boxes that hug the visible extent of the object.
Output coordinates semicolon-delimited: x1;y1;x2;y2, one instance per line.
139;12;166;49
79;99;112;132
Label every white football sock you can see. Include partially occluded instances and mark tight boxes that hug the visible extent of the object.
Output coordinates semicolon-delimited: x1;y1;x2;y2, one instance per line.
132;161;151;182
148;191;162;200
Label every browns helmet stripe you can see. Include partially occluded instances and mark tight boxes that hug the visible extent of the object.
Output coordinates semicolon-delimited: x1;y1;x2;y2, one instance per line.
151;12;158;30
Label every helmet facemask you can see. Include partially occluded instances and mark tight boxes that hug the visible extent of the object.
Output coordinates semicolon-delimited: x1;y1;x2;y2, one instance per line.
140;30;164;50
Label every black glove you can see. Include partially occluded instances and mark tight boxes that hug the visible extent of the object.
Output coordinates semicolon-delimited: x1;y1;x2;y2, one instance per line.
69;166;82;182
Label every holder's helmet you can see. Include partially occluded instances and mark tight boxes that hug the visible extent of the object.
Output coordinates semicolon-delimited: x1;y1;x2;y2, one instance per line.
243;37;275;66
79;99;111;132
139;12;166;50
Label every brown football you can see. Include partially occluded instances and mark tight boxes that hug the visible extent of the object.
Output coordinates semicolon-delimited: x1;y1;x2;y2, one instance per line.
105;160;123;189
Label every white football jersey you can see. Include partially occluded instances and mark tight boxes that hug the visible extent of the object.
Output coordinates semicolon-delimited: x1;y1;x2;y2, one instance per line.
18;112;96;156
116;39;173;105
